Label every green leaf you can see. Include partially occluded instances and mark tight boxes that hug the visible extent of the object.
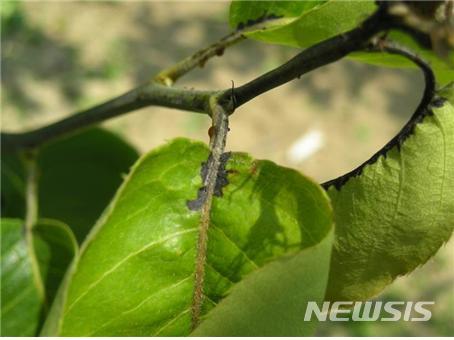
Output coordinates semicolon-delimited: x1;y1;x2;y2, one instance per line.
229;0;453;85
229;0;325;31
230;0;373;49
325;93;454;301
37;128;139;243
1;219;42;336
350;31;454;86
438;82;454;102
1;128;139;243
1;218;77;336
41;138;333;336
33;219;79;308
192;228;333;336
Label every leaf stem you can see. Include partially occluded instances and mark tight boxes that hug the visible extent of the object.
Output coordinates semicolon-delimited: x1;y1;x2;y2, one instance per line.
24;150;39;232
191;96;230;330
23;150;46;305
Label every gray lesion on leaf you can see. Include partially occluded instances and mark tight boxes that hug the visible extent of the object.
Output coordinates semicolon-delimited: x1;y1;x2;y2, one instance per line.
187;152;231;211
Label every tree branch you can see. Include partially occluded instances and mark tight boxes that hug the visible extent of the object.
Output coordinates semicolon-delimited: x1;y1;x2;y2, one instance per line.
1;4;430;152
1;17;269;152
2;83;216;151
322;39;437;190
1;26;247;152
220;4;394;108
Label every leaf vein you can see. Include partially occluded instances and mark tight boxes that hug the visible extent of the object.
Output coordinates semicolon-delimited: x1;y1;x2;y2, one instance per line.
210;224;259;269
88;275;193;336
65;228;198;315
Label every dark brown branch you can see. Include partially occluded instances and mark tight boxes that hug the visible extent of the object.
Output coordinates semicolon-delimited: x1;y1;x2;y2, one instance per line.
322;39;437;190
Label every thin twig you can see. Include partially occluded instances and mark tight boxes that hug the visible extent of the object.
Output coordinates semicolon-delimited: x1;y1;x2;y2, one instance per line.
191;96;230;330
154;15;291;86
322;39;437;190
155;31;246;86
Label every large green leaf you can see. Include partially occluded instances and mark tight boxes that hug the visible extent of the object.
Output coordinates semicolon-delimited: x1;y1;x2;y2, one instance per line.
192;228;333;336
0;218;77;336
1;128;139;243
41;138;333;336
229;0;453;85
325;93;454;301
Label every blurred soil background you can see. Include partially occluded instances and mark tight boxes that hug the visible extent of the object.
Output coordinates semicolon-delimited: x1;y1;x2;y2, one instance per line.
1;1;452;336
